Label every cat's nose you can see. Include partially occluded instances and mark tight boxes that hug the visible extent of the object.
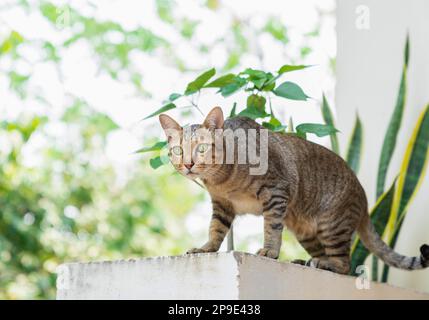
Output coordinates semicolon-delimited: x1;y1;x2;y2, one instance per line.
184;163;194;170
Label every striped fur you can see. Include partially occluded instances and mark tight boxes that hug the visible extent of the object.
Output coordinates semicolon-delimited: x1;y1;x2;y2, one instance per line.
159;107;429;275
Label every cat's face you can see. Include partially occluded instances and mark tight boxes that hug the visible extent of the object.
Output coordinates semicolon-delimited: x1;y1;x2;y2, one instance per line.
159;107;224;179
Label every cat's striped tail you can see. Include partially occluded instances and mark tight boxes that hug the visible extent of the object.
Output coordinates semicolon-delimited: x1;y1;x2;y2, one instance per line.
357;215;429;270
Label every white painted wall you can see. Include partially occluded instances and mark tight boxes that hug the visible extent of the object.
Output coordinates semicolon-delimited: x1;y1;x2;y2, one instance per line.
336;0;429;292
56;252;429;299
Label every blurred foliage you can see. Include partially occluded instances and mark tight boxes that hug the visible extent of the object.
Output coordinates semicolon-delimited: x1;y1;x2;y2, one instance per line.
0;0;332;298
0;100;203;299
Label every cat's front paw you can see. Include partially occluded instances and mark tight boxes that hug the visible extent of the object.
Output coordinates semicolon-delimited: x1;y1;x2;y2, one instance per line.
186;248;206;254
256;248;279;259
186;246;217;254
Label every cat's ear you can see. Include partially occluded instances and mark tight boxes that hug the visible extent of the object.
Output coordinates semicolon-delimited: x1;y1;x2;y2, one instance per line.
159;114;181;141
159;114;181;131
203;106;224;130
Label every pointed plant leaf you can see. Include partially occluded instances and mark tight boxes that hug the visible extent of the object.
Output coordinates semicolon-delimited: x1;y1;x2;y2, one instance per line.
262;117;287;132
278;64;310;74
241;68;267;78
376;104;427;283
149;155;170;169
384;103;429;242
229;102;237;118
321;94;339;154
204;73;235;88
219;77;247;97
168;93;182;101
184;68;216;95
241;68;271;89
273;81;309;101
238;107;270;120
346;115;363;173
143;103;176;120
263;65;311;90
296;123;338;138
395;103;429;222
376;36;409;198
134;141;167;153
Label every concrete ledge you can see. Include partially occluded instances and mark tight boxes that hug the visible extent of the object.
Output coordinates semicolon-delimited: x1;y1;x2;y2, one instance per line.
56;251;429;300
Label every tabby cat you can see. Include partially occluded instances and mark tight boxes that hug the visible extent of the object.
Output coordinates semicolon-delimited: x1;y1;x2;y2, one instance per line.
159;106;429;274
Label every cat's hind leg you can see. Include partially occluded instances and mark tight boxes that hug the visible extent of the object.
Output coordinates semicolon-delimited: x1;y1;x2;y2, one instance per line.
292;236;326;265
309;209;360;274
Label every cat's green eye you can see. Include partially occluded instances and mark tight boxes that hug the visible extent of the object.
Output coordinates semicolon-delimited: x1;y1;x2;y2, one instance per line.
171;146;183;156
197;143;209;153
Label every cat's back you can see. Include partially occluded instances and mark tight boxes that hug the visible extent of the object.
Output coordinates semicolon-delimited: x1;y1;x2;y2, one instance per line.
223;116;263;131
224;116;357;178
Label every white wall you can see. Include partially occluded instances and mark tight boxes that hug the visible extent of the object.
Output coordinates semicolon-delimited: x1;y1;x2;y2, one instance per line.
57;252;429;299
336;0;429;292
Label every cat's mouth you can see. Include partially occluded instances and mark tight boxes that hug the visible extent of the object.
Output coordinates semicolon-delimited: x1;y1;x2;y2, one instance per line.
184;169;198;177
182;164;205;178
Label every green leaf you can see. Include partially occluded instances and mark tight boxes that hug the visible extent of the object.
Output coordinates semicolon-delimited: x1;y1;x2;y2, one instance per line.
40;3;58;23
247;94;266;110
273;81;309;101
1;116;47;142
278;64;310;75
238;107;270;120
346;115;363;173
143;103;176;120
168;93;181;101
376;35;409;198
262;117;287;132
262;81;276;92
383;103;429;282
395;103;429;223
156;0;175;23
149;155;170;169
241;68;270;89
180;18;199;39
241;68;267;78
224;51;240;70
219;77;247;97
90;113;119;137
9;71;30;97
384;103;429;243
184;68;216;95
350;180;397;275
264;17;289;44
134;141;167;154
204;73;235;88
229;102;237;118
373;35;410;281
296;123;338;138
0;30;24;54
404;33;410;66
321;94;339;154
